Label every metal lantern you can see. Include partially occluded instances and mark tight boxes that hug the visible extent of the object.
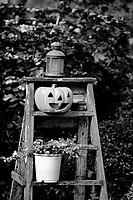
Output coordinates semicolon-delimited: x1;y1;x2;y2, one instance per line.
45;42;65;77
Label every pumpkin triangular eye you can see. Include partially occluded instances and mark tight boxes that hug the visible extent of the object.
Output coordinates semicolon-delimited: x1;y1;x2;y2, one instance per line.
48;92;53;97
58;95;62;101
67;93;70;98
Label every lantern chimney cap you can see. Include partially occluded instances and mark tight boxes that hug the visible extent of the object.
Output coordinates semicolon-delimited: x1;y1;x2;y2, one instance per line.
46;42;65;58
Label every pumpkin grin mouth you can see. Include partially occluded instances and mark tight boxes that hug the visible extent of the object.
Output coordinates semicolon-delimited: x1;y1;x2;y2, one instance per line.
49;103;69;110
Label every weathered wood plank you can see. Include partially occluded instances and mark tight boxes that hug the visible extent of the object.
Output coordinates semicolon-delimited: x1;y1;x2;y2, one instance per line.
10;111;26;200
74;117;89;200
24;83;34;200
33;111;94;117
35;117;78;129
33;180;103;186
78;144;97;151
87;84;108;200
11;171;26;187
22;77;97;83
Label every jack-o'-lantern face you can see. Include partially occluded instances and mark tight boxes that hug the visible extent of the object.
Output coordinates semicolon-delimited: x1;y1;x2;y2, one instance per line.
58;87;73;110
45;87;65;110
35;84;73;113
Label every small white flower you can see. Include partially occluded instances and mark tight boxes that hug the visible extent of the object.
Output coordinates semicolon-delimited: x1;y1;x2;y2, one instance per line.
13;55;19;59
32;20;36;25
18;84;25;91
73;28;81;34
8;33;15;38
12;151;18;157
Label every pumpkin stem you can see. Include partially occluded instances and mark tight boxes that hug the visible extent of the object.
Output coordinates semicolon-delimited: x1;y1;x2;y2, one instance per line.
52;84;57;88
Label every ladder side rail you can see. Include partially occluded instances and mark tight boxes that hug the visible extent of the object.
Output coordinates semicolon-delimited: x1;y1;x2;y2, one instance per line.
86;84;108;200
24;83;34;200
74;117;89;200
10;110;26;200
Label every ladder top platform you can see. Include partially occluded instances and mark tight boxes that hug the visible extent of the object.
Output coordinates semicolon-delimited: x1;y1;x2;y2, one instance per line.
22;77;97;83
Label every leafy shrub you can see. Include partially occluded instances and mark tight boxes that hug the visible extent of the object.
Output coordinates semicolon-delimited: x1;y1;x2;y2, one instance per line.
121;183;133;200
99;104;133;199
0;1;133;199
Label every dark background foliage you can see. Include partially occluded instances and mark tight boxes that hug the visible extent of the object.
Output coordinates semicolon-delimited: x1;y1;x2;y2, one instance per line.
0;0;133;199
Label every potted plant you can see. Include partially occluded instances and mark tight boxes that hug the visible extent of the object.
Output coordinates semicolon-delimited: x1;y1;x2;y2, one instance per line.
0;137;82;183
33;137;80;183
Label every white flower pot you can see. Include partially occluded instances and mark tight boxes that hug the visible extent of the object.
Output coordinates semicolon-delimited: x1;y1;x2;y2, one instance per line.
34;154;62;183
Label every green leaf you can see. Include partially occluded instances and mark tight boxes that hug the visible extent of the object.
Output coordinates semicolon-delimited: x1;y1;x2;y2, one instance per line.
3;94;13;101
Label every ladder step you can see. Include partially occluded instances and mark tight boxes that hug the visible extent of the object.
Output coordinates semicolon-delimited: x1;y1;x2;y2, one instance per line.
33;111;94;117
33;180;103;186
80;144;97;150
11;171;26;187
22;77;97;83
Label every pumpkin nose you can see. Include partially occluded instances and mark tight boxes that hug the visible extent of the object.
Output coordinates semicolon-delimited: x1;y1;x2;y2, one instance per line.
58;95;63;101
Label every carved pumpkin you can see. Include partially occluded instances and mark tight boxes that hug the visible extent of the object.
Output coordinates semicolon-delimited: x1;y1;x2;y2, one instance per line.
35;84;73;113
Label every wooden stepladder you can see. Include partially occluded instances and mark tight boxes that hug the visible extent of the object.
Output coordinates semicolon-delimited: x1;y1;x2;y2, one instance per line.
10;77;108;200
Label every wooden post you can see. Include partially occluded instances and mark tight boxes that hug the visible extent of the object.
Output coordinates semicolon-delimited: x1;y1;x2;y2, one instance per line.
24;83;34;200
10;111;26;200
74;117;88;200
87;84;108;200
